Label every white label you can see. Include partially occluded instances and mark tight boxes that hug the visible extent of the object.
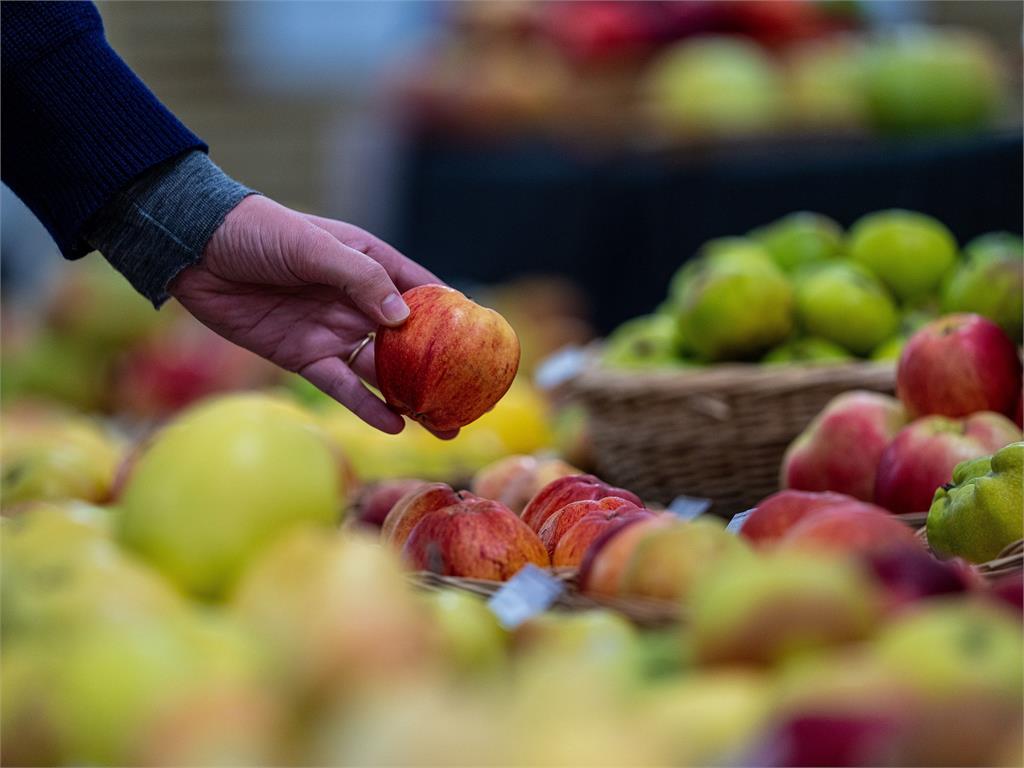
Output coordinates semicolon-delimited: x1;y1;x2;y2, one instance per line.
726;509;753;534
487;564;565;630
667;495;713;520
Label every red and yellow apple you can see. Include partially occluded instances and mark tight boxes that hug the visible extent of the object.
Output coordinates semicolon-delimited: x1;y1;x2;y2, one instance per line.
537;496;645;560
618;518;750;601
896;314;1022;419
874;412;1022;514
741;490;858;547
402;498;549;580
550;504;652;568
470;454;578;514
781;391;907;501
521;474;642;533
380;482;473;550
375;285;521;432
578;514;676;596
353;479;428;530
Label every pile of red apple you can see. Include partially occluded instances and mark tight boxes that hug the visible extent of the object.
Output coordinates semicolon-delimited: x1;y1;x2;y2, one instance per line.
776;312;1022;524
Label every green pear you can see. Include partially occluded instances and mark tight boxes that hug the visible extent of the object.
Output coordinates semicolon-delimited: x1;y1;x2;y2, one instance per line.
847;209;958;302
927;442;1023;563
763;337;854;365
964;231;1023;264
674;250;794;361
870;335;906;361
667;237;775;305
942;245;1023;343
750;212;844;272
601;314;687;369
795;263;899;355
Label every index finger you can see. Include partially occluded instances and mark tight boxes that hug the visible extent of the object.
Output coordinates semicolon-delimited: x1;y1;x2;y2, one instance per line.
301;214;442;293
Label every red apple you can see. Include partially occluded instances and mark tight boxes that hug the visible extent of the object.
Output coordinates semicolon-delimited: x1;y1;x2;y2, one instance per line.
521;474;642;533
551;506;652;568
375;285;521;432
381;483;473;549
352;479;427;529
1014;383;1022;429
742;490;858;546
875;412;1022;514
577;513;676;596
857;546;976;614
537;496;644;558
401;498;549;580
986;574;1023;617
780;503;924;555
782;391;908;501
470;455;578;514
896;314;1022;419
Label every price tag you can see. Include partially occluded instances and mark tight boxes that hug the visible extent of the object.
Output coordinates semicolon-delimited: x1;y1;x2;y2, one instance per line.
726;509;753;534
667;495;713;520
487;564;565;630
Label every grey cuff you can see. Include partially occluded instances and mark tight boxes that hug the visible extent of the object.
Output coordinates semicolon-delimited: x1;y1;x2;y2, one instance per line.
84;150;256;307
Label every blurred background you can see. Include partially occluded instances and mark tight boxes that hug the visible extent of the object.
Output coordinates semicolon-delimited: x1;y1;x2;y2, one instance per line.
2;0;1022;414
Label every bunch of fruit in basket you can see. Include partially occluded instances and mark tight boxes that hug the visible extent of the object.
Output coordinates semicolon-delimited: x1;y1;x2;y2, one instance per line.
4;387;1021;766
775;312;1022;562
399;0;1007;142
602;210;1021;369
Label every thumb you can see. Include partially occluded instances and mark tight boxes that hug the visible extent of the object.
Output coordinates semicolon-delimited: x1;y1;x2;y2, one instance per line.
288;224;410;327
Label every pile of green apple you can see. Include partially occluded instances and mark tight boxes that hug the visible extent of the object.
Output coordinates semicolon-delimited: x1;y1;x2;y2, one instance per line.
603;210;1022;369
3;390;1021;766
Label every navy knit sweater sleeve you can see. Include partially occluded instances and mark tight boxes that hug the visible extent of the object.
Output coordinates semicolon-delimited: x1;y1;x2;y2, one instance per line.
1;1;206;259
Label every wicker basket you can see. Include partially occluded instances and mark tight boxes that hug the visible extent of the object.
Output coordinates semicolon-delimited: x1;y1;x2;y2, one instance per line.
565;360;896;513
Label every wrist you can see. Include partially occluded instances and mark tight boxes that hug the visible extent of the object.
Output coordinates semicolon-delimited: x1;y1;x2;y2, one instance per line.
84;150;256;307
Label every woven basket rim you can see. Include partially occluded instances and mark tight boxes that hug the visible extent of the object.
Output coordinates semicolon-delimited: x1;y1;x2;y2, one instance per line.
569;357;896;398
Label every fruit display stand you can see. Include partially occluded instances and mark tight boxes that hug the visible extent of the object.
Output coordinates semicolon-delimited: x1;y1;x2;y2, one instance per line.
564;359;895;512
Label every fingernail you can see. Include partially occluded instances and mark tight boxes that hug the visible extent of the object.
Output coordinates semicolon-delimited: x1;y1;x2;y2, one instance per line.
381;293;410;324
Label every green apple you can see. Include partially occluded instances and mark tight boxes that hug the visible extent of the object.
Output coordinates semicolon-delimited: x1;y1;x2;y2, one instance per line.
763;337;854;365
232;527;435;695
675;250;794;361
847;209;958;302
942;241;1023;343
795;263;899;355
0;331;112;411
690;553;880;666
646;36;785;136
871;600;1022;700
422;589;508;675
1;410;123;505
47;611;265;766
119;394;342;598
639;671;771;765
863;28;1004;134
750;212;844;272
515;610;638;675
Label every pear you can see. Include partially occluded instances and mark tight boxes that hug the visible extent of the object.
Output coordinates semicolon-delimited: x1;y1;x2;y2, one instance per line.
927;442;1023;563
750;212;844;273
601;314;687;369
942;236;1023;343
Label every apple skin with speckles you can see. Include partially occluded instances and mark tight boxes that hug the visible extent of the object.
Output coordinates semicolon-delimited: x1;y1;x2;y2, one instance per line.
375;285;521;433
401;498;550;581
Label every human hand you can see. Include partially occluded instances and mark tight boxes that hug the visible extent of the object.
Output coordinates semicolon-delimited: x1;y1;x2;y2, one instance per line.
169;195;455;436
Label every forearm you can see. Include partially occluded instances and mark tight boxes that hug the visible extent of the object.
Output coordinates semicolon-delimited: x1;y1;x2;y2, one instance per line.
0;1;205;258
